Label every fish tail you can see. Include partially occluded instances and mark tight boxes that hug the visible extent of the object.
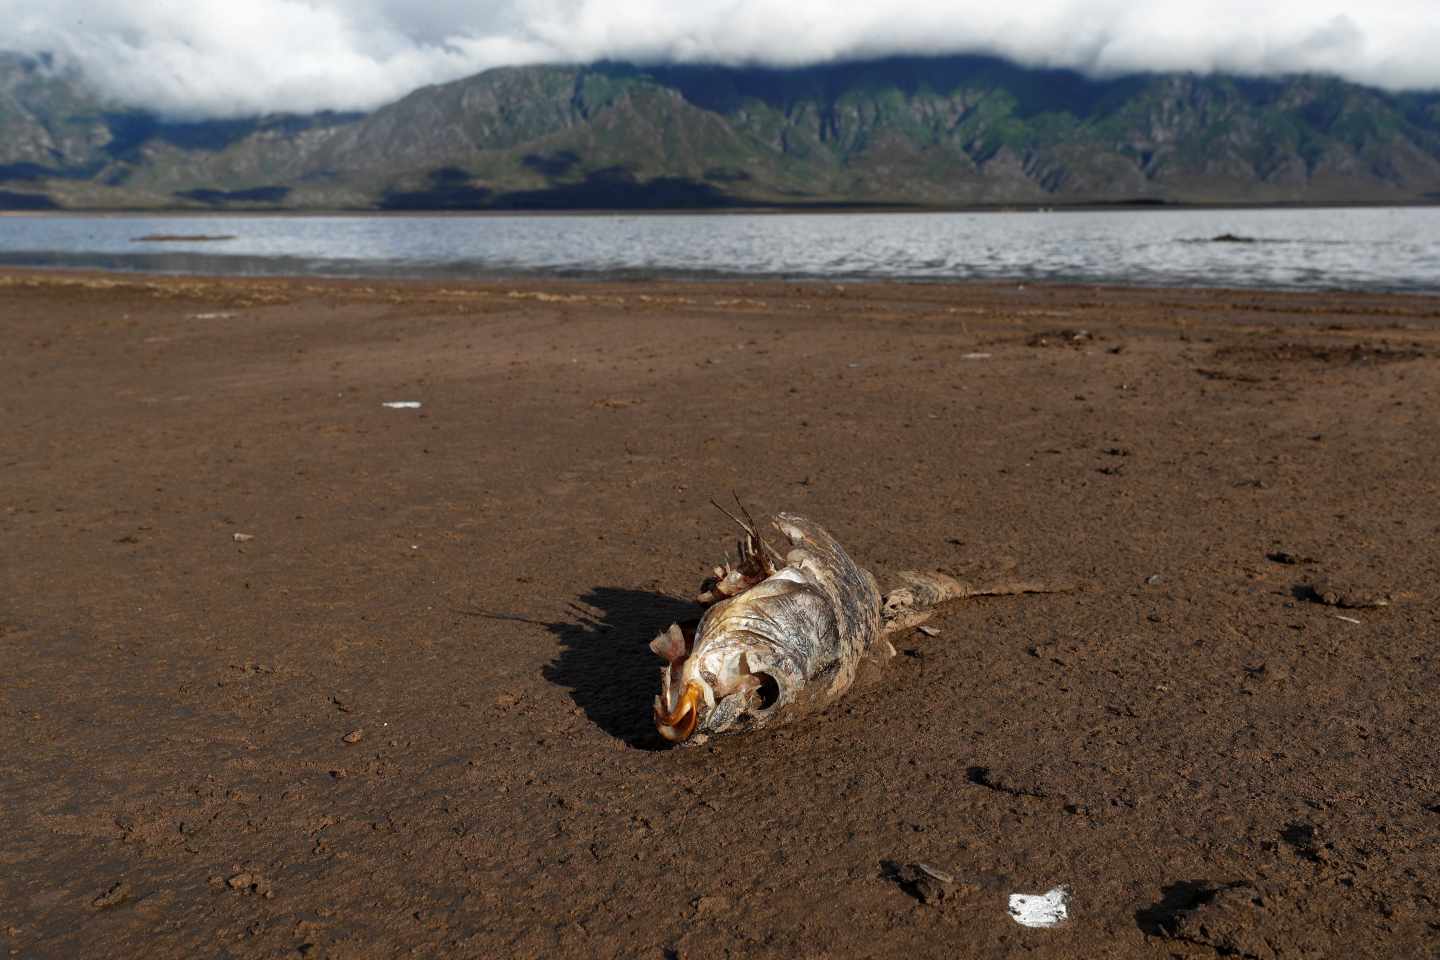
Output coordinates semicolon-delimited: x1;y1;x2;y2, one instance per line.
881;571;1074;635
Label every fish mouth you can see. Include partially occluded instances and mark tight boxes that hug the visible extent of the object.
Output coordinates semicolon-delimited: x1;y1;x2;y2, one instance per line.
654;681;703;743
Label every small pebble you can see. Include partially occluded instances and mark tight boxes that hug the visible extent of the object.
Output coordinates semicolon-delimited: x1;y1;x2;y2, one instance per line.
92;881;131;909
886;861;956;904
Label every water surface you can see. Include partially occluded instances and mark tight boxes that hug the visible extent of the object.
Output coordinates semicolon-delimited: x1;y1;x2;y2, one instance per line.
1;207;1436;292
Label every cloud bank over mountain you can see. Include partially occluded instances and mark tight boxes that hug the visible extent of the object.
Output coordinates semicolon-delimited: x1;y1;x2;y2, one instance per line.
6;0;1438;117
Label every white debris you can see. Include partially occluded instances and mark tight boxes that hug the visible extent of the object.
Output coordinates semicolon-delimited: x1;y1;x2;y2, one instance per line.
1335;614;1362;624
190;312;236;320
232;533;254;542
382;401;422;409
963;352;993;360
1008;885;1070;928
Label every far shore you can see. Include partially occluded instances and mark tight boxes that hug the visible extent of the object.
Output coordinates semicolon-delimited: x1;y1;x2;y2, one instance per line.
3;197;1440;219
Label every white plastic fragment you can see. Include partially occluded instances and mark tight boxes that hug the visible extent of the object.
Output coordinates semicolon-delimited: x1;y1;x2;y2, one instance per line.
963;352;992;360
382;401;422;409
232;533;254;542
1335;614;1362;624
1008;885;1071;928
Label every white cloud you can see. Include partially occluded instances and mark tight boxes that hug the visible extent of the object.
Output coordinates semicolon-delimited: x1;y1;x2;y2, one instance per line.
5;0;1438;117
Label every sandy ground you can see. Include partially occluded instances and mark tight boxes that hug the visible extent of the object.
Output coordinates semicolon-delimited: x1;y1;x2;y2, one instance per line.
1;269;1438;959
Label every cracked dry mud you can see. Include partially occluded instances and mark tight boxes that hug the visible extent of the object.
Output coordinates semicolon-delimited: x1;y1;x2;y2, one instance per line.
2;271;1439;958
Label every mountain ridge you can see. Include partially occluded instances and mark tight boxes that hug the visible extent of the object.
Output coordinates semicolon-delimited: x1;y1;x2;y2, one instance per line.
3;53;1440;210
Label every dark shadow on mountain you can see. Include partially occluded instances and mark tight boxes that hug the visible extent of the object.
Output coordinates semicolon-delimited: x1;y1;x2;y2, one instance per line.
105;114;259;156
380;165;738;210
703;167;752;183
0;160;110;184
522;150;581;177
540;586;703;749
496;167;737;209
0;190;58;210
0;162;53;183
175;185;291;206
639;55;1151;119
427;166;474;185
379;167;494;209
101;110;363;159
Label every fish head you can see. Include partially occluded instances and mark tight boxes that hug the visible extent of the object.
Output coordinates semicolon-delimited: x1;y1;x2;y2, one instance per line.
652;623;801;744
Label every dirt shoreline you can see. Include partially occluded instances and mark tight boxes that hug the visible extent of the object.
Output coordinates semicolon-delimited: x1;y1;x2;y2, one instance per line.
3;269;1438;958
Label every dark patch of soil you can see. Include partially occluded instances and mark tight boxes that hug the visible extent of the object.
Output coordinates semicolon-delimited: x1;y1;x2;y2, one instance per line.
1213;339;1426;366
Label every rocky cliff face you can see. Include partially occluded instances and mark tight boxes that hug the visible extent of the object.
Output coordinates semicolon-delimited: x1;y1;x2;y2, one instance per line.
3;53;1439;210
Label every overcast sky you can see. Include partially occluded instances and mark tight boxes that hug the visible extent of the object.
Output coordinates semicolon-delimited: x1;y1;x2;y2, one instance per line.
6;0;1439;117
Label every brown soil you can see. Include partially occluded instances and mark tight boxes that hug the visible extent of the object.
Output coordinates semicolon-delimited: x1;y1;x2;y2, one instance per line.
2;270;1439;958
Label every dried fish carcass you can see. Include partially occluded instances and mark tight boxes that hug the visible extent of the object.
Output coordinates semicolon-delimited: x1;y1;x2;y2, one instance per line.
652;506;1065;744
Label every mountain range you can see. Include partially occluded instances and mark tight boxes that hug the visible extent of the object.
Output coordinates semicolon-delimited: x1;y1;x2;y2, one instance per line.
4;52;1440;211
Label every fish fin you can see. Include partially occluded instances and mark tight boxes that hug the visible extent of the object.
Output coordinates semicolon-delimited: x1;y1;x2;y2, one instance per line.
711;495;782;574
698;497;778;600
649;620;698;662
649;624;686;662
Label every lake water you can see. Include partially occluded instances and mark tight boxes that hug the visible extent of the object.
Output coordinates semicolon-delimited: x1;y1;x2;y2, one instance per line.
0;207;1436;292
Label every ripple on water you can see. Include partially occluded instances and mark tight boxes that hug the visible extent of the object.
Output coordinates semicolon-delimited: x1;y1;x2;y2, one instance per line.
0;207;1436;292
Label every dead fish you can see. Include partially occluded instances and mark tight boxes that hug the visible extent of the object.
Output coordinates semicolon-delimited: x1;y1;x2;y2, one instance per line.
652;505;1068;745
